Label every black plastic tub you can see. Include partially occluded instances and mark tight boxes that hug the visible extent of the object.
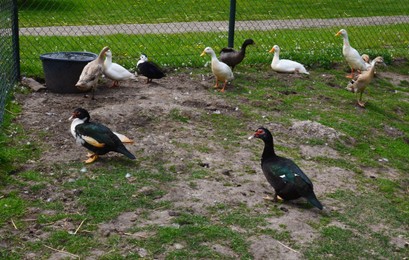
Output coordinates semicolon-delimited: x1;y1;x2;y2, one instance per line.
40;52;98;93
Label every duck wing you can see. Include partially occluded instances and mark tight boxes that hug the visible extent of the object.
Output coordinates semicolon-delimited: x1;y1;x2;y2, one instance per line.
75;122;120;148
138;62;165;79
264;157;323;209
76;122;135;159
76;61;102;88
220;47;236;54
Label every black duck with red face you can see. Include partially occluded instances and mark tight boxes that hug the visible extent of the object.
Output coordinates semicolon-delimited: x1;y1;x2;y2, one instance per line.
250;127;323;210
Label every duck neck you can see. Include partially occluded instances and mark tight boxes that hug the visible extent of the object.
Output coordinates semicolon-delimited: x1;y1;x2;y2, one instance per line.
367;60;377;76
241;42;249;54
272;51;280;65
105;55;112;66
343;35;350;47
262;138;276;161
98;48;109;64
209;51;218;60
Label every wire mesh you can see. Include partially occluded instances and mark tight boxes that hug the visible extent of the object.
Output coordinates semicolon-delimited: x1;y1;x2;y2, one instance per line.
14;1;409;77
0;0;19;123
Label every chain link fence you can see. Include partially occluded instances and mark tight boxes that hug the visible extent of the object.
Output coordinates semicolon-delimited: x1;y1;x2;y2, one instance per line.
0;0;19;123
17;1;409;77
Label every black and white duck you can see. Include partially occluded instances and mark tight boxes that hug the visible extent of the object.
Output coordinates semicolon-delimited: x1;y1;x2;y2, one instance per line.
249;127;323;210
219;38;255;70
69;108;136;163
136;54;166;83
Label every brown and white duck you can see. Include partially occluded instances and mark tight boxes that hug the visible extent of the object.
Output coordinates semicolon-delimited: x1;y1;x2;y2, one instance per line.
76;46;110;99
346;56;384;107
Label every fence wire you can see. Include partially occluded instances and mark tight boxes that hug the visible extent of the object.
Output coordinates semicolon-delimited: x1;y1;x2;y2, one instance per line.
19;0;409;76
0;0;19;124
17;1;409;77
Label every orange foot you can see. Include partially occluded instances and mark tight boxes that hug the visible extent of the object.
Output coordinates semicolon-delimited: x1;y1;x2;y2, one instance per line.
263;194;283;202
109;81;120;88
85;153;98;163
357;101;366;107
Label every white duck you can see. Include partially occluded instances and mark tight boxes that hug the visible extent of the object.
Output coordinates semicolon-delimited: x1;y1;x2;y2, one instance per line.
76;46;110;99
346;56;384;107
336;29;368;79
200;47;234;92
103;49;137;87
268;45;309;74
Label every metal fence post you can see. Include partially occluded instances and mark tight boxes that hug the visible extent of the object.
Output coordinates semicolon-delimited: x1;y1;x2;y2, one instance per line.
228;0;236;48
12;0;20;80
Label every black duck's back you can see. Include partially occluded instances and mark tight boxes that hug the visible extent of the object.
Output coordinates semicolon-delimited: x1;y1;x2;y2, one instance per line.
138;62;165;79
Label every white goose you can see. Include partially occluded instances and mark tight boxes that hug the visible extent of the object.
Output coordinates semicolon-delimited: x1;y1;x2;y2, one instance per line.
103;50;137;87
200;47;234;92
335;29;367;79
268;45;309;74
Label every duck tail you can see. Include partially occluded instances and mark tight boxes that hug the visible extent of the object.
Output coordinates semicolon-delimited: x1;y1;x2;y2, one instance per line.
307;194;323;210
117;146;136;160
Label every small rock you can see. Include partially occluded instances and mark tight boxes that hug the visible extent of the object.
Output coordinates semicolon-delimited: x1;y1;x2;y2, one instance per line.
168;210;180;217
221;169;232;176
174;243;184;250
199;162;210;168
137;248;148;257
279;206;289;212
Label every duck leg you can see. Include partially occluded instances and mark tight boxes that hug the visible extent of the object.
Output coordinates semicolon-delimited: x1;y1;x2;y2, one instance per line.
85;153;98;163
91;87;96;100
347;68;355;79
357;92;366;107
213;77;220;89
220;80;228;92
110;80;119;88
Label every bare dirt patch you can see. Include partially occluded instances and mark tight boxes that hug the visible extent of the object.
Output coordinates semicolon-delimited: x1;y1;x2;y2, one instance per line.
9;71;395;258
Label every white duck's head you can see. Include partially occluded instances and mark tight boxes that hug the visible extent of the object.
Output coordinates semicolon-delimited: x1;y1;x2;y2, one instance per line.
200;47;215;57
139;54;148;62
268;45;280;54
361;54;370;63
335;29;347;38
137;54;149;66
105;49;112;58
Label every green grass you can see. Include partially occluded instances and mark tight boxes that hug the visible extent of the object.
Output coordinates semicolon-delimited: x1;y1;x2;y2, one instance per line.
20;24;409;77
0;90;38;185
305;189;409;259
2;63;409;258
18;0;409;27
2;1;409;257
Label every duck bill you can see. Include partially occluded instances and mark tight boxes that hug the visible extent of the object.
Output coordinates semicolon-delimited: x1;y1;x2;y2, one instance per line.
248;135;255;140
200;51;206;57
268;47;275;53
335;31;341;37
